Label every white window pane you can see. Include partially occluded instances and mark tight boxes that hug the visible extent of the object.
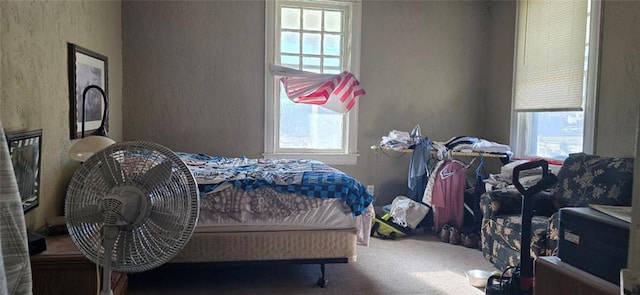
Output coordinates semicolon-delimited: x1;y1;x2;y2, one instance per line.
522;111;584;160
324;57;340;67
281;32;300;54
313;109;343;149
323;68;341;74
323;34;341;56
281;55;300;69
302;33;321;55
323;57;341;74
281;7;300;30
279;92;308;149
279;99;343;150
302;57;321;73
324;11;342;32
303;9;322;31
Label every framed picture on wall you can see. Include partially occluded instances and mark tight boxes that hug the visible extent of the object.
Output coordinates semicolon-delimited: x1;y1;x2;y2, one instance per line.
5;129;43;213
68;43;109;139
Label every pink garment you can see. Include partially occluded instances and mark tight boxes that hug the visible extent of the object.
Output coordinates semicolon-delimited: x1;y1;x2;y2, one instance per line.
431;160;467;233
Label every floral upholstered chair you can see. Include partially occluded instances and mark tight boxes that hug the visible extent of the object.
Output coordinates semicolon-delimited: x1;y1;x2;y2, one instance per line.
480;153;634;271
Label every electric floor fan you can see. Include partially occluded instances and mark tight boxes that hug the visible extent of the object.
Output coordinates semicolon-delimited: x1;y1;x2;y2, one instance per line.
65;141;200;295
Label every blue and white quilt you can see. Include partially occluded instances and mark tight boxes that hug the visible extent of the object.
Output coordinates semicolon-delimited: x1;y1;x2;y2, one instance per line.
177;153;374;216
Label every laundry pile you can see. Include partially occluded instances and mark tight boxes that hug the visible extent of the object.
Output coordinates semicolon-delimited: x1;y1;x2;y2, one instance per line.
441;136;513;158
378;125;422;151
484;159;562;191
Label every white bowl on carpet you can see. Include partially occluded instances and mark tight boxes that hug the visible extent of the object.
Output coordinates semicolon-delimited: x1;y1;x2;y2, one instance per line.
466;269;493;288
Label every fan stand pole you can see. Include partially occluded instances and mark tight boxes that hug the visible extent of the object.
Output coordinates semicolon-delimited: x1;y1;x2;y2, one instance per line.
100;226;118;295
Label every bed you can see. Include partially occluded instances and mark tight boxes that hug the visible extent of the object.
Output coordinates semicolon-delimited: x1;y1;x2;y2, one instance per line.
168;153;375;287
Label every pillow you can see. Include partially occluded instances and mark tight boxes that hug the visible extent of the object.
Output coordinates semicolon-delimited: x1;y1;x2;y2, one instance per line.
551;153;634;208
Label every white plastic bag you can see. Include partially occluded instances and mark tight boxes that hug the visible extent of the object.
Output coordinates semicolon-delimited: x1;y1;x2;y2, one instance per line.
389;196;430;229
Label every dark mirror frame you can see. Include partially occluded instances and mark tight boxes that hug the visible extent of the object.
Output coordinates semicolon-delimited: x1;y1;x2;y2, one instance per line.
6;129;43;213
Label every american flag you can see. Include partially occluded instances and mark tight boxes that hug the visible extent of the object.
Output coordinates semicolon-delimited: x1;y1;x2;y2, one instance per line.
271;65;366;113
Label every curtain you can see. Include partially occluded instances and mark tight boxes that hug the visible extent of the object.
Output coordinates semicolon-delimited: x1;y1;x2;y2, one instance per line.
0;119;33;295
270;65;366;113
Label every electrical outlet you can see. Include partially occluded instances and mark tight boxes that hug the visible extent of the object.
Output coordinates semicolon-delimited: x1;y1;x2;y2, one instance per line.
366;185;375;196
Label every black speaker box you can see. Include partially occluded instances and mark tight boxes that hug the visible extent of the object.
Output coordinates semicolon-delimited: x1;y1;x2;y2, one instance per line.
27;231;46;255
558;207;629;285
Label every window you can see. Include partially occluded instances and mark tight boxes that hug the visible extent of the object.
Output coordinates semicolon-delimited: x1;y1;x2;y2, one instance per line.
511;0;601;160
265;0;362;165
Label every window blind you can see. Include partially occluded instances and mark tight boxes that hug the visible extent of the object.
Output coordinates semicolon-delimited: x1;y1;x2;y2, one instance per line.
513;0;588;112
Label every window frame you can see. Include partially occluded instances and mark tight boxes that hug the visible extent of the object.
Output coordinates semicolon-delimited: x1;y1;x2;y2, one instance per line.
510;0;602;159
264;0;362;165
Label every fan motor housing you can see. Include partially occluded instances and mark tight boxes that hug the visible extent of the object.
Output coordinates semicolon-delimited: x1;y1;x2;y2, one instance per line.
102;186;150;227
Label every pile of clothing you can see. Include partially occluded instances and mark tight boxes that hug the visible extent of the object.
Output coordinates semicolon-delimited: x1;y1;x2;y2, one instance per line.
484;159;561;191
379;125;422;150
442;136;513;157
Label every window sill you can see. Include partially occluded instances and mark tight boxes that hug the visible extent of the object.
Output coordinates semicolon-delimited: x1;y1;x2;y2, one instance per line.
262;153;359;165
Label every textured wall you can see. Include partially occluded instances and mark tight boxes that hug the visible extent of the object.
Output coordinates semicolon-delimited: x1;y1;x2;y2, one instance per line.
629;112;640;291
122;0;491;206
122;1;265;157
354;1;490;205
0;1;122;230
595;0;640;157
483;1;516;145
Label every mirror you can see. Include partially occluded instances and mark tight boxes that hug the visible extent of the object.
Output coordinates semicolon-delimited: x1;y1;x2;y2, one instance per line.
6;129;42;213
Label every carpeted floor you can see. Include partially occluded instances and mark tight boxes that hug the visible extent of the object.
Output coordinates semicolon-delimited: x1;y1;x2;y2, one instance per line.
128;232;497;295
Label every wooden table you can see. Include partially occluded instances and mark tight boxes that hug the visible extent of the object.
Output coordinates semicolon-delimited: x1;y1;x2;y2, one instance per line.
534;256;619;295
30;235;127;295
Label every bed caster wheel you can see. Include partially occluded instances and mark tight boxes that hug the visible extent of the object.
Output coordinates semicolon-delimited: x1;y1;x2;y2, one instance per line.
317;278;328;288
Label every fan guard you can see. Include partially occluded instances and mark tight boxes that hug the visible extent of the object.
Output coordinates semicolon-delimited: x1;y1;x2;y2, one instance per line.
65;141;200;273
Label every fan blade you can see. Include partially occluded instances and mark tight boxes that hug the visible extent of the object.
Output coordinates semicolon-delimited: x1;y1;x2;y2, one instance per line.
140;161;173;191
149;207;183;233
69;204;103;224
100;155;125;188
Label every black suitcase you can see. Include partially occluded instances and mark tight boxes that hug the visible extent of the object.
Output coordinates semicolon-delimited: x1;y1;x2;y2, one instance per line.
558;207;629;285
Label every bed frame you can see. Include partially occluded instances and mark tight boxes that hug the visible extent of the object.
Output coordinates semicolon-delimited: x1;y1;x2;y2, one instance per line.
169;228;358;287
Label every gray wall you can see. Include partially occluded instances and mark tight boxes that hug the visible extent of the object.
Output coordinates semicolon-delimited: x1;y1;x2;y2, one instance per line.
356;1;491;206
122;1;264;158
0;1;122;229
484;1;516;146
595;0;640;157
123;0;492;206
